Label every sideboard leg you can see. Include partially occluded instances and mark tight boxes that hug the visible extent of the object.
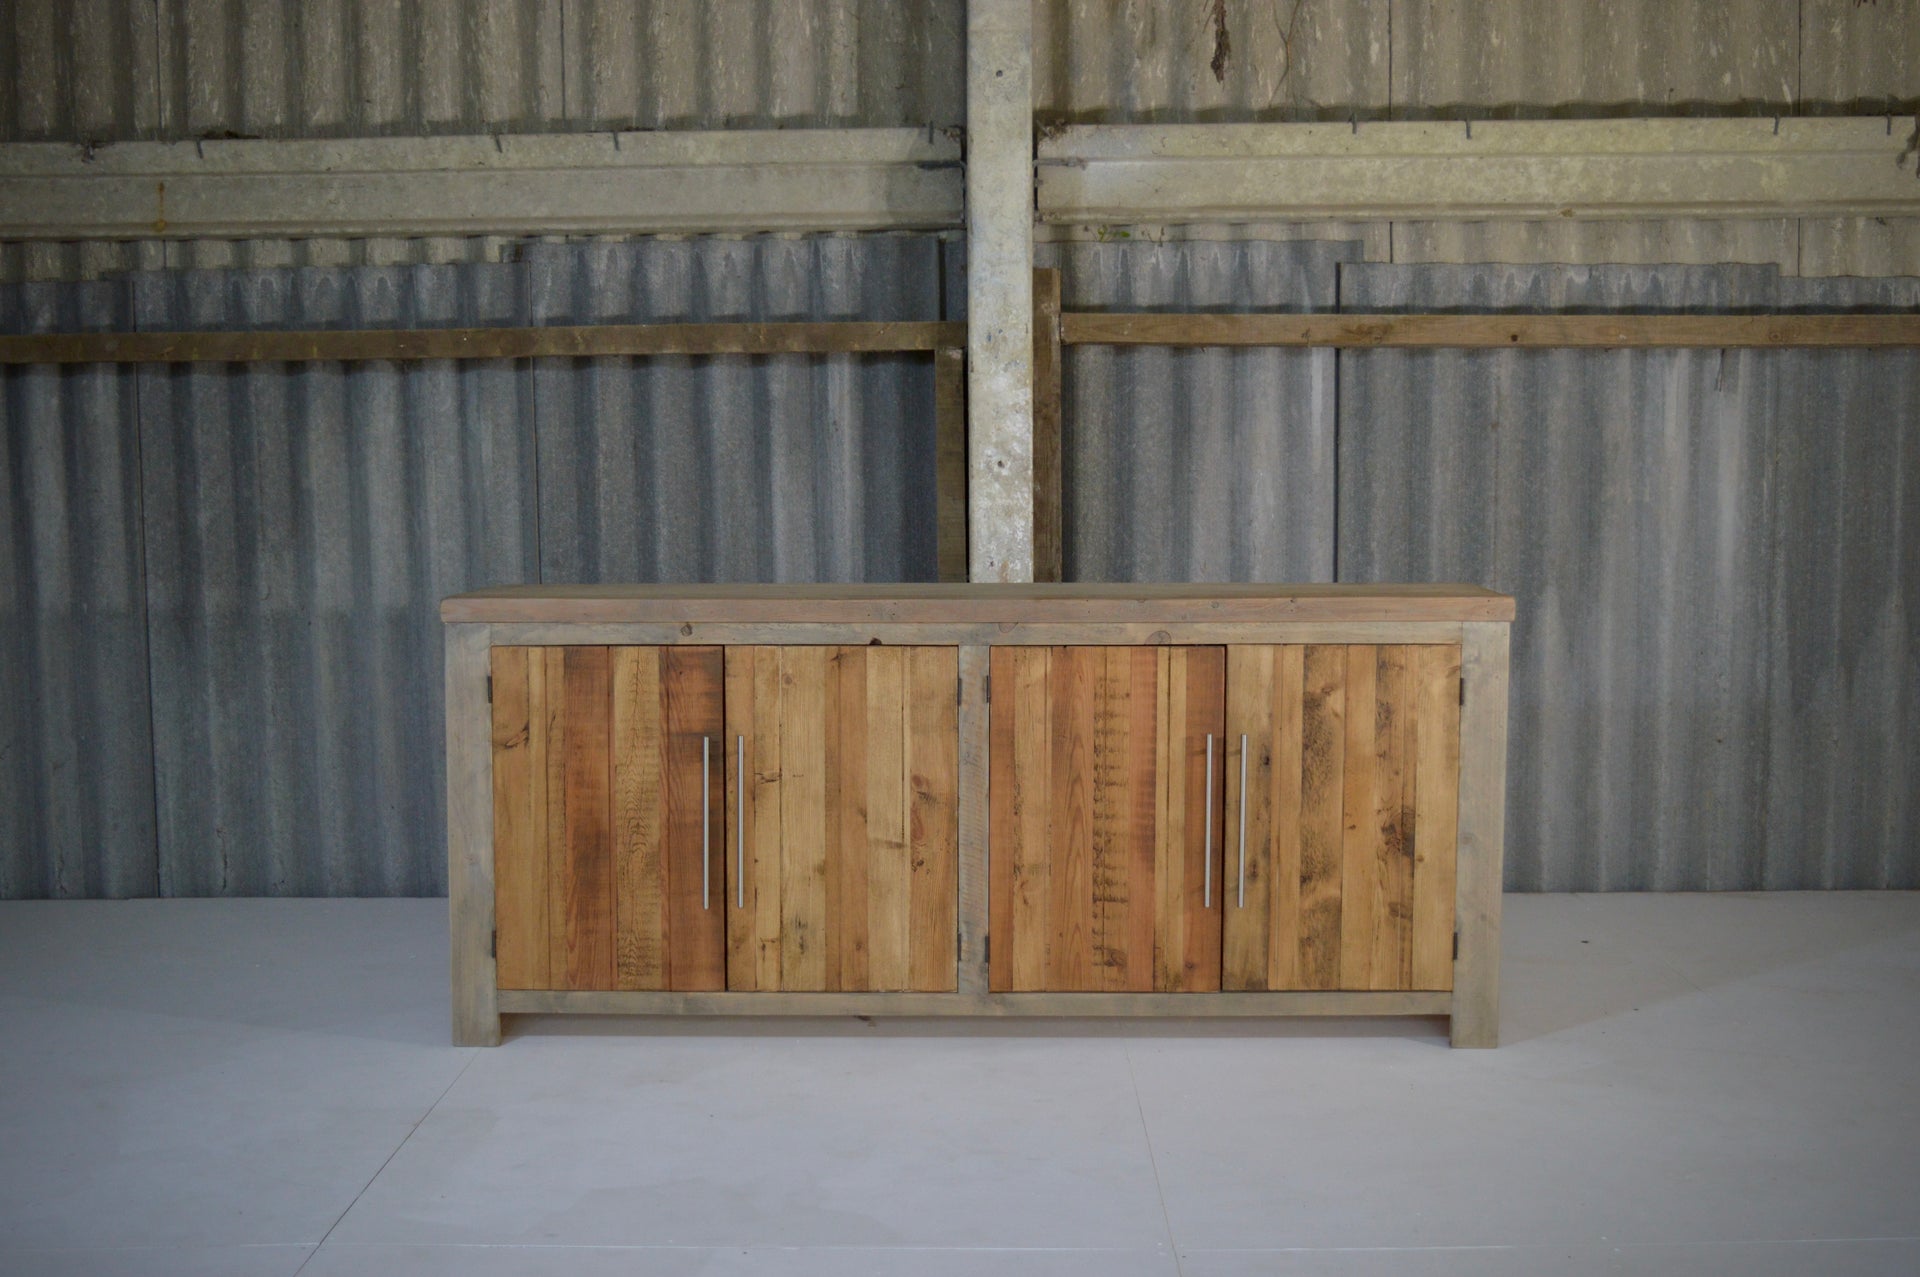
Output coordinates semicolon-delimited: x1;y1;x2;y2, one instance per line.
448;623;502;1047
1450;621;1510;1049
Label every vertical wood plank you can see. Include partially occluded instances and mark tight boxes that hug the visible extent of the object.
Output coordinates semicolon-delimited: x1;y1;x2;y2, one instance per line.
559;646;615;991
908;646;960;992
1370;646;1415;990
1222;646;1274;990
724;648;755;989
865;646;910;990
491;647;547;991
611;647;665;991
830;646;871;992
1049;646;1094;990
448;624;500;1045
1412;644;1462;991
1088;649;1128;991
1154;649;1181;990
1122;648;1160;992
956;645;991;995
934;346;969;584
1452;623;1510;1047
779;647;830;991
1182;641;1228;990
1298;645;1347;990
542;648;570;986
1268;645;1306;991
664;647;726;991
1339;646;1378;990
995;646;1054;992
988;646;1019;992
1031;267;1064;583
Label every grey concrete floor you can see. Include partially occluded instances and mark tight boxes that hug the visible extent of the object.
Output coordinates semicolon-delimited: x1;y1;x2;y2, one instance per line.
0;893;1916;1276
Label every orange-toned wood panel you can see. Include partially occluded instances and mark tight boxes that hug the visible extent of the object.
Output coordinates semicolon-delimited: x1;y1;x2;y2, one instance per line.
1224;644;1460;992
988;647;1224;993
493;646;722;993
725;647;959;992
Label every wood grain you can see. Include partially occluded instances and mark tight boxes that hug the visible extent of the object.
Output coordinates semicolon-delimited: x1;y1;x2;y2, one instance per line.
1412;645;1462;991
1059;311;1920;349
1452;623;1510;1047
908;646;960;992
442;582;1517;626
557;646;614;990
0;320;971;365
491;647;547;991
1297;645;1348;990
1338;646;1379;990
663;647;726;990
610;646;666;990
447;624;500;1046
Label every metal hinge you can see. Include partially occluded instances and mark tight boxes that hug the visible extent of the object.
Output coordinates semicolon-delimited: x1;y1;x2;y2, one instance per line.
490;928;498;960
1452;931;1459;960
957;673;963;706
1459;676;1466;707
984;670;991;704
486;674;493;704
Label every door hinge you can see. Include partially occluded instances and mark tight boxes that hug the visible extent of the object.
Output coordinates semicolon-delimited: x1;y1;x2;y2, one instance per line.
1459;676;1466;707
983;670;990;704
983;934;989;966
957;672;963;706
486;674;493;704
1452;930;1459;960
490;928;498;960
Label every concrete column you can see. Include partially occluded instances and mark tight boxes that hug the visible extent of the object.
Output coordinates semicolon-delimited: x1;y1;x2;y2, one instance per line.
964;0;1034;582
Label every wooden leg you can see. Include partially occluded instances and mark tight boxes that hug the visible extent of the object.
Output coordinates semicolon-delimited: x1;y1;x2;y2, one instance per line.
1450;621;1510;1048
447;623;502;1047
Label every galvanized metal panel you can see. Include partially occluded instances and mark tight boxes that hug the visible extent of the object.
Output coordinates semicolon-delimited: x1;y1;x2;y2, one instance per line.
0;278;158;898
1042;238;1351;582
1338;261;1919;891
526;237;943;583
1033;0;1389;124
1800;0;1920;114
1391;0;1797;119
135;262;539;895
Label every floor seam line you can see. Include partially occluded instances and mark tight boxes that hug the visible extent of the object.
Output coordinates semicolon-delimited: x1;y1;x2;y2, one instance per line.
291;1047;482;1274
1125;1044;1184;1276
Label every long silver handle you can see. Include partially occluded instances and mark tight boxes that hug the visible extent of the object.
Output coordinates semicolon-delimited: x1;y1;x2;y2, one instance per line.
735;735;745;909
1237;733;1249;908
1203;734;1214;908
701;737;711;910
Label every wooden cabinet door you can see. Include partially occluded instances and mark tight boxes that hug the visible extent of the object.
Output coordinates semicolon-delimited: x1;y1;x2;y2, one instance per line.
724;646;959;992
987;647;1226;993
490;646;725;992
1223;644;1460;992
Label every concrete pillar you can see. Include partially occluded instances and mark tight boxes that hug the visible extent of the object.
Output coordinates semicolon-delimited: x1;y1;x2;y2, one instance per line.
964;0;1034;582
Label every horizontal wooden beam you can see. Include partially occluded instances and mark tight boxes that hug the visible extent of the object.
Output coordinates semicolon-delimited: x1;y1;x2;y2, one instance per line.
1039;117;1920;224
0;129;964;238
0;321;968;365
496;989;1454;1017
1060;312;1920;349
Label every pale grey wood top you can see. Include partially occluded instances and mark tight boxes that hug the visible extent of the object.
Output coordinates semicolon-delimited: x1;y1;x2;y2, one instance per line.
440;583;1516;625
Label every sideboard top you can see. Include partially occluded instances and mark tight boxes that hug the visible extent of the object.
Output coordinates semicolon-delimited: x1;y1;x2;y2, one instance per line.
441;583;1515;625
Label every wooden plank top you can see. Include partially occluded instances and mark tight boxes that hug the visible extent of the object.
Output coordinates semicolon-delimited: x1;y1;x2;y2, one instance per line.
441;584;1516;625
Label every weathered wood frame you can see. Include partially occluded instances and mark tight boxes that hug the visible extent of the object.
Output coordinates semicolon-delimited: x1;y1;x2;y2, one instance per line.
445;587;1513;1048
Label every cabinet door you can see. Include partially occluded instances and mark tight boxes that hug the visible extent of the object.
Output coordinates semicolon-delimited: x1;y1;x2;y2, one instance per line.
725;646;959;992
987;646;1226;993
1223;644;1460;992
490;646;725;992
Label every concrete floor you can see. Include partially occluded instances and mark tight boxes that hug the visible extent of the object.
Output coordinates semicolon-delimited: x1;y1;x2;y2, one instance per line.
0;894;1916;1276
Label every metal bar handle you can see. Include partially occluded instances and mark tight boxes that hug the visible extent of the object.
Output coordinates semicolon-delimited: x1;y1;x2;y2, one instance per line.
701;737;711;910
735;735;745;909
1237;733;1249;909
1203;734;1214;908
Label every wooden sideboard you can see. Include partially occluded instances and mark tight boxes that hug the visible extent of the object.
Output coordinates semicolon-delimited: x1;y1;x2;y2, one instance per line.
442;585;1513;1047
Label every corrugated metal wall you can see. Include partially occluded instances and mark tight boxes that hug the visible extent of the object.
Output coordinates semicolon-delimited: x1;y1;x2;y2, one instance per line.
1038;239;1349;582
0;280;156;899
1336;263;1919;892
1;235;947;897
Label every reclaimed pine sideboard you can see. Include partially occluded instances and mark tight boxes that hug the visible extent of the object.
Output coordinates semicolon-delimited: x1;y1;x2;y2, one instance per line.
441;585;1513;1047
